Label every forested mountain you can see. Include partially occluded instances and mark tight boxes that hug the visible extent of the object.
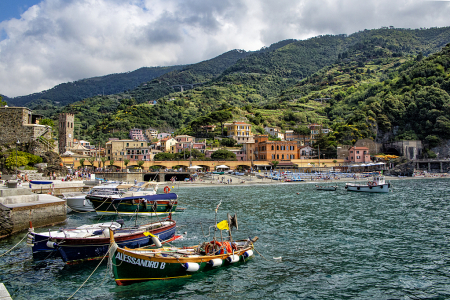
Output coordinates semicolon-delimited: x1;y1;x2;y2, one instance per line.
6;27;450;152
2;65;185;108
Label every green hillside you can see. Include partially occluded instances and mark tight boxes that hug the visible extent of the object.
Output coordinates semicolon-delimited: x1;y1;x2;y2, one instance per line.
18;27;450;151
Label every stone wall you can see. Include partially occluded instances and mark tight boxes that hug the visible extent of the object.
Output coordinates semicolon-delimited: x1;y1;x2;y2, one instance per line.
9;202;66;233
0;204;13;237
0;107;52;155
431;139;450;159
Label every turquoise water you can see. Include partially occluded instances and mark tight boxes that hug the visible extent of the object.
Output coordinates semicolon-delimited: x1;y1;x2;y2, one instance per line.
1;178;450;299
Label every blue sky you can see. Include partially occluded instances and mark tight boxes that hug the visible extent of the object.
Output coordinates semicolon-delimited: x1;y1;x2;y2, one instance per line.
1;0;450;98
0;0;42;22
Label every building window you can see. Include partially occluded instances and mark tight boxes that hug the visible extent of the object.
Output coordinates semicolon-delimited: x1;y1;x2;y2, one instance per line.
277;154;279;159
271;145;274;150
272;154;275;159
282;154;284;159
357;156;360;159
126;143;129;147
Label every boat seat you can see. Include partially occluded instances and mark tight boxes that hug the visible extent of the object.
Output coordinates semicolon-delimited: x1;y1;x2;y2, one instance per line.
75;231;93;238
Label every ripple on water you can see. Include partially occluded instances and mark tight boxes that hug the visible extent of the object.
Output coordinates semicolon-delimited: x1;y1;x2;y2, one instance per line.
1;178;450;299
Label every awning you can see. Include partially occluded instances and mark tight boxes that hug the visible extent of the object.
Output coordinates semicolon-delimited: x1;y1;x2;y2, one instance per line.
188;165;202;169
216;165;230;169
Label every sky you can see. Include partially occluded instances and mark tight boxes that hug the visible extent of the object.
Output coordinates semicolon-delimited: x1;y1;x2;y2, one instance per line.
1;0;450;98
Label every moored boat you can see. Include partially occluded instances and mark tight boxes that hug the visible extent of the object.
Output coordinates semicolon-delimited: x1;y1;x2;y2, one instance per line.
28;218;177;264
345;176;390;193
64;183;128;212
88;192;178;216
109;235;257;285
315;185;338;191
109;204;257;286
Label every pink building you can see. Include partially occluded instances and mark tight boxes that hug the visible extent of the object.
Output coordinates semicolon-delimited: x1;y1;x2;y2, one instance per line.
129;128;146;141
174;135;195;143
347;146;370;163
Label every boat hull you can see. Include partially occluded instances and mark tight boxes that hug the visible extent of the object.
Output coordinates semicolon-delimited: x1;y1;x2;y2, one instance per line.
111;244;254;285
88;193;178;216
66;196;95;212
58;224;176;264
346;184;389;193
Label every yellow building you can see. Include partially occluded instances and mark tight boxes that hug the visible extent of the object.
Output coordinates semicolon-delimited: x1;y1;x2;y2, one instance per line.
160;138;177;152
225;121;254;144
106;139;149;161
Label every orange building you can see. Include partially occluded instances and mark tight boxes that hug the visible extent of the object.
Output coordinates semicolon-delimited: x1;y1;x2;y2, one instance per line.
253;135;299;161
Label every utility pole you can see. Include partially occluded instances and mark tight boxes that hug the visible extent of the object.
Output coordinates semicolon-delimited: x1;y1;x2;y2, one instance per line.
15;140;19;180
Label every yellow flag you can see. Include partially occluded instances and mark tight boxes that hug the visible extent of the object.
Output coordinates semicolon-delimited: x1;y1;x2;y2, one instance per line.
217;220;229;231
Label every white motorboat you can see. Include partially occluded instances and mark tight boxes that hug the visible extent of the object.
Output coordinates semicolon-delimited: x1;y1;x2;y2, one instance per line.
64;183;126;212
65;182;159;212
345;176;390;193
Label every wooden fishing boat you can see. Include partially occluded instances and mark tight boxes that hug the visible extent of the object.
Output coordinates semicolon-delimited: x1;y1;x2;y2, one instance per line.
345;176;390;193
109;236;257;285
315;185;338;191
109;205;257;286
88;192;178;216
29;218;177;264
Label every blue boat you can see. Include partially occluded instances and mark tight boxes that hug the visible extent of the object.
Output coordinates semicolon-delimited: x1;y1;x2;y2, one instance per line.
29;219;177;264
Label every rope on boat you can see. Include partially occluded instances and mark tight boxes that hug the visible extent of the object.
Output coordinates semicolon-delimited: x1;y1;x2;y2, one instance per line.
252;247;271;262
0;232;28;257
67;244;111;300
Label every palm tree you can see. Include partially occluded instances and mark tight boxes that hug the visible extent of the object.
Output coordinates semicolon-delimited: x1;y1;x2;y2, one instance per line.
79;158;85;170
88;157;95;170
109;159;115;171
100;157;107;169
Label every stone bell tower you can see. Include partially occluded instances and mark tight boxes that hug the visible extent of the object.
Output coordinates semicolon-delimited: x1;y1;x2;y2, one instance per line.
58;113;74;154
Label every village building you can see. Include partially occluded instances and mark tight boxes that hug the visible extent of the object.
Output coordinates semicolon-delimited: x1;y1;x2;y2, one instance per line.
347;146;371;163
129;128;146;141
253;135;299;161
225;121;254;144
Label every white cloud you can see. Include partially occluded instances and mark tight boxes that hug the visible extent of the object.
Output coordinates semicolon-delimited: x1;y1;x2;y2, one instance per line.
0;0;449;97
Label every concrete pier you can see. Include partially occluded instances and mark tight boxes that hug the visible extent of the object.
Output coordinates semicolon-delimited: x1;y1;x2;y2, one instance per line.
0;187;66;239
0;283;12;300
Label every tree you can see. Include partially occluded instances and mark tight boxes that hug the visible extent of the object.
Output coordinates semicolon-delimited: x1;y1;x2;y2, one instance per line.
100;157;107;168
88;157;95;169
0;95;6;107
40;118;55;131
109;159;115;167
154;152;175;161
137;161;144;169
271;161;279;169
79;158;85;169
210;110;232;136
124;159;130;167
294;125;311;146
211;149;237;160
220;138;237;147
5;153;28;169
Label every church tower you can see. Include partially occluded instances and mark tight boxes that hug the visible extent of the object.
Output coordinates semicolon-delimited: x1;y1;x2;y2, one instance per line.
58;113;74;154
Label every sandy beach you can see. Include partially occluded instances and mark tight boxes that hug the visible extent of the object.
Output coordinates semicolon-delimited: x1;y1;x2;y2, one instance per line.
160;173;450;188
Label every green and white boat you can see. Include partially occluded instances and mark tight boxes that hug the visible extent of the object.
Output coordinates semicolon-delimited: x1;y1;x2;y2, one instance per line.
109;209;257;285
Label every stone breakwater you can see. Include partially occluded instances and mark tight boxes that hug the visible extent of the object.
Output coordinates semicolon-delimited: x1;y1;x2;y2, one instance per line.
0;188;66;239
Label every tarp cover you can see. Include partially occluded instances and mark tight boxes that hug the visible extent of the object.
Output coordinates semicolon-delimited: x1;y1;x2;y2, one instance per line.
113;193;178;201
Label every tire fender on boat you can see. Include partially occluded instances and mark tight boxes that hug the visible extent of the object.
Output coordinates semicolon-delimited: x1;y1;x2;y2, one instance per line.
357;187;360;190
243;250;254;259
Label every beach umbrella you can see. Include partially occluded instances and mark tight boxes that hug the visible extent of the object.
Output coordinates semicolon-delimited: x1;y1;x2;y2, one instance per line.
216;165;230;169
188;165;202;169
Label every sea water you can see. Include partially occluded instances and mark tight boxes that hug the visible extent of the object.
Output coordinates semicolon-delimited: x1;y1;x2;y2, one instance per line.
1;178;450;299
